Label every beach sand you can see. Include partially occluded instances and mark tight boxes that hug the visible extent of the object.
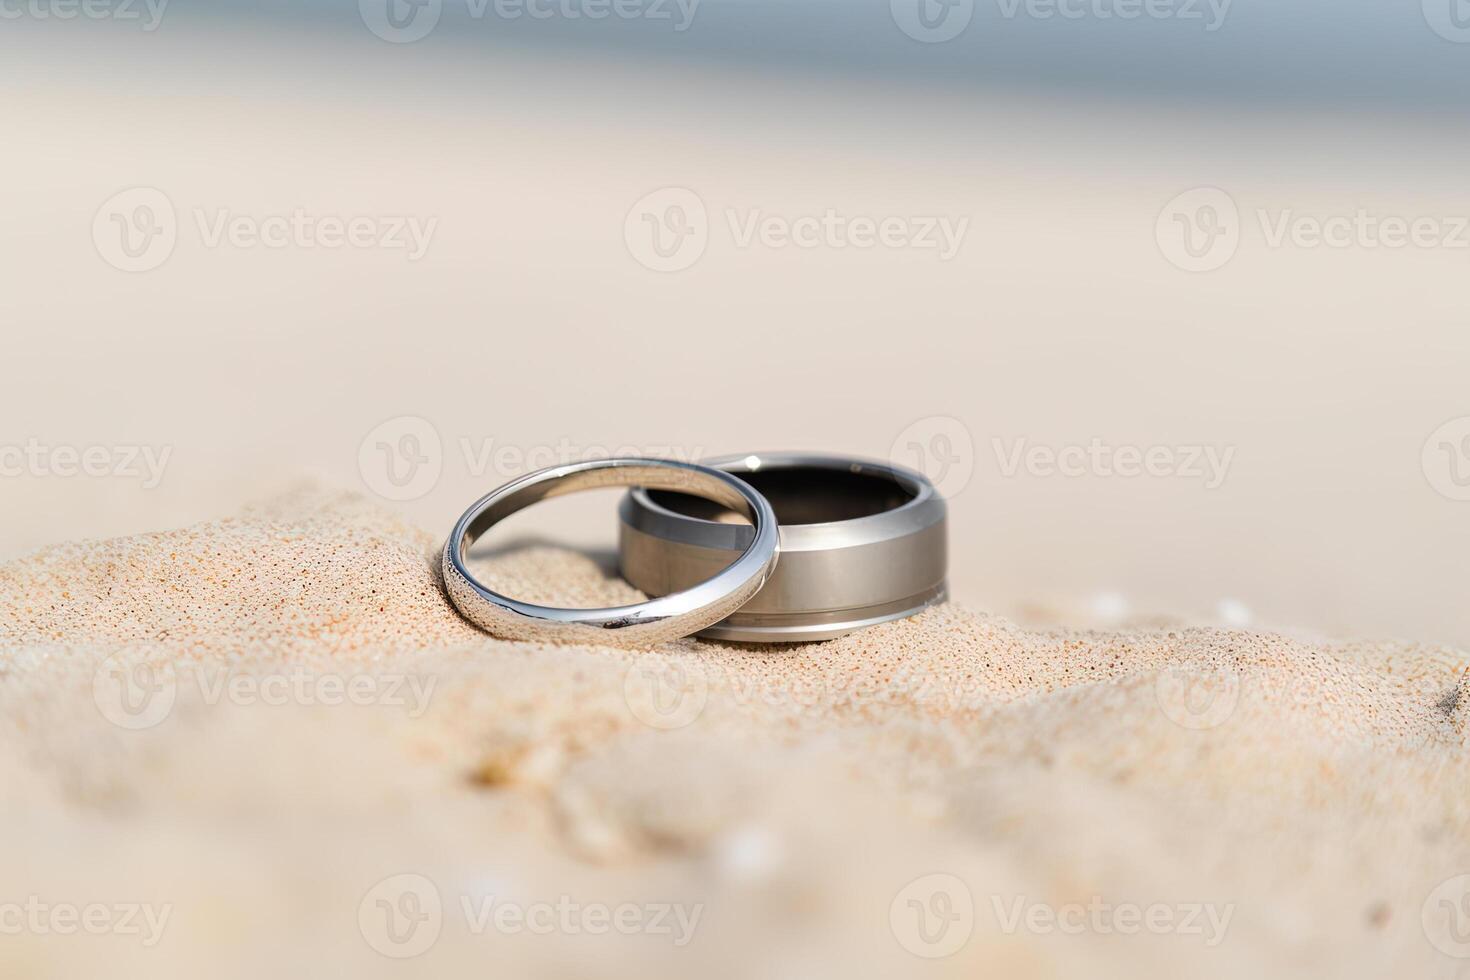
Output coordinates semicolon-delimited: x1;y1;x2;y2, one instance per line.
4;24;1470;977
2;485;1467;978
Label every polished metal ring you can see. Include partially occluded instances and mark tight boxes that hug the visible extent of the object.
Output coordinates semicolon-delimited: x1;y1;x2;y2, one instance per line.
619;452;947;643
443;458;779;646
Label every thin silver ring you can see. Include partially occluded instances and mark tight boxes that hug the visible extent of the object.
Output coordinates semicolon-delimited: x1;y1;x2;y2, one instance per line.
442;458;779;646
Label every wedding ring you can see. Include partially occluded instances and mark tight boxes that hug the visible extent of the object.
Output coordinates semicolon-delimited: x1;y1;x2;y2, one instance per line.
619;453;947;643
443;458;779;646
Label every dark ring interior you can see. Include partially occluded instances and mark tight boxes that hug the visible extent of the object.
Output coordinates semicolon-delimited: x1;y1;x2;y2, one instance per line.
648;465;915;526
462;463;755;553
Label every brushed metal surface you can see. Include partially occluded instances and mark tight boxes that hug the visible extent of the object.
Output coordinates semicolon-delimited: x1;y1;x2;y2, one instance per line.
620;453;947;643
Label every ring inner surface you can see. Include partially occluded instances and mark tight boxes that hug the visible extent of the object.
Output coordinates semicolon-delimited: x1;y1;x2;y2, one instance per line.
648;465;915;526
463;464;756;554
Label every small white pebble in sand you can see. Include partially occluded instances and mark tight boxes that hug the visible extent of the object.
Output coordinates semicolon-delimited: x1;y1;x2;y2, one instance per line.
711;825;786;882
1088;591;1130;623
1217;597;1253;627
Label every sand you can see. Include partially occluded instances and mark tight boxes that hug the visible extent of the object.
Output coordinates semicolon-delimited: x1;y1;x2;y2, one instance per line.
1;485;1468;979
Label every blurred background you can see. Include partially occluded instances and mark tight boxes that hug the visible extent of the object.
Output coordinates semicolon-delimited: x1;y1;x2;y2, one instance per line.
3;0;1468;646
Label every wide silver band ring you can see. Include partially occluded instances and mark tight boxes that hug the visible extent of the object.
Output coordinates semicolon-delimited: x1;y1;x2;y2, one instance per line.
442;458;780;646
619;452;947;643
